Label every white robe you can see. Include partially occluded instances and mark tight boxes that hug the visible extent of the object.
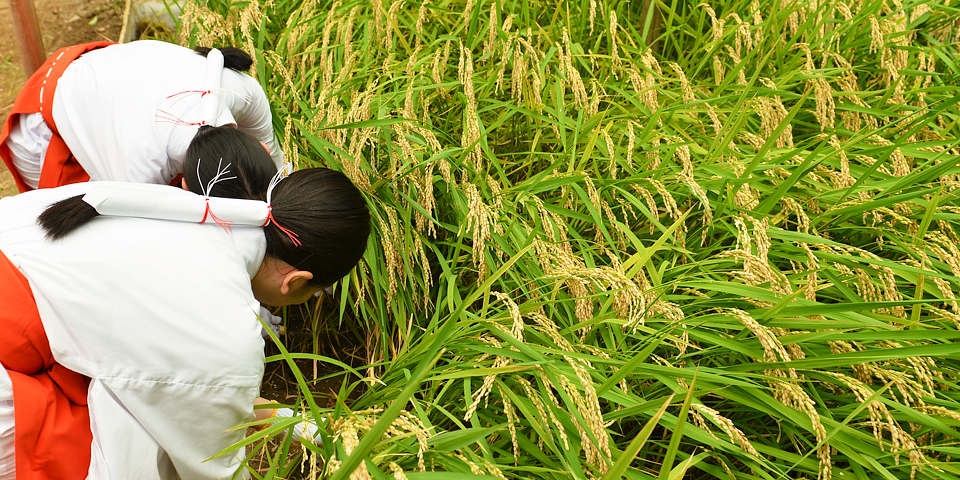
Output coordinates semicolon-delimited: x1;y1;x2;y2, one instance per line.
0;183;268;479
9;40;283;189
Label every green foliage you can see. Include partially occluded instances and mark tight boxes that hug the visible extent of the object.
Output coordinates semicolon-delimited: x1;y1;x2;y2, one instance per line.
181;0;960;478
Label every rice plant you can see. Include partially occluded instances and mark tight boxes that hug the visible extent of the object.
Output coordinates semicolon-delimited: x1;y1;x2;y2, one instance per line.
177;0;960;478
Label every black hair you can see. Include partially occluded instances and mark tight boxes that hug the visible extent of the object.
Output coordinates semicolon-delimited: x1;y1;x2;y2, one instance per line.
40;125;277;239
39;130;371;288
265;168;371;287
183;125;277;200
37;194;102;241
194;46;253;72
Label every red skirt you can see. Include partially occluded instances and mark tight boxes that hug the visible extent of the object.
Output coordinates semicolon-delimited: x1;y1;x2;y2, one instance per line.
0;250;92;479
0;42;114;192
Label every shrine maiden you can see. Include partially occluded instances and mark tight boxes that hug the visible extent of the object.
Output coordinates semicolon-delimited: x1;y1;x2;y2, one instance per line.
0;159;369;478
0;40;283;191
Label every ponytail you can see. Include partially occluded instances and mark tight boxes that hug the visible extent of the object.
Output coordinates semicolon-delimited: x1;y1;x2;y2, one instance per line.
183;125;277;200
265;169;370;287
194;46;254;72
38;195;99;240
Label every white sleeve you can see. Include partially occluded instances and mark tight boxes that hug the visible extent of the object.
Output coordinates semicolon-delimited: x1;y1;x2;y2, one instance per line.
87;377;255;480
5;211;270;480
226;72;284;169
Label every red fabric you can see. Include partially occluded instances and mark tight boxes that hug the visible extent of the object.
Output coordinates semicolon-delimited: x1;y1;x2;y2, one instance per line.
0;42;114;192
0;250;92;480
169;173;184;188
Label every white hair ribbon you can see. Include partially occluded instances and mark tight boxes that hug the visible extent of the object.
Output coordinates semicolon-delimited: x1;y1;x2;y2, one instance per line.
200;48;224;125
154;48;250;127
261;163;302;246
265;163;292;206
81;182;269;227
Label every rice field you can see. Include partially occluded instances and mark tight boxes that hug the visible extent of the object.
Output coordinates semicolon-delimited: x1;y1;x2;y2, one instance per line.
176;0;960;478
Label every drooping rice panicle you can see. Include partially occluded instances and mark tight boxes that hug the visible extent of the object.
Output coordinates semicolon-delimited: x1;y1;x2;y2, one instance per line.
178;1;960;478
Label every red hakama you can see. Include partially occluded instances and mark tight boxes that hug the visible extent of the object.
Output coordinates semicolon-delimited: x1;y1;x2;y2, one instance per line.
0;250;92;479
0;42;113;192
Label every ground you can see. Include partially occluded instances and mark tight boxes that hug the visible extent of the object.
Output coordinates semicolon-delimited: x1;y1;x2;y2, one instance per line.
0;0;123;197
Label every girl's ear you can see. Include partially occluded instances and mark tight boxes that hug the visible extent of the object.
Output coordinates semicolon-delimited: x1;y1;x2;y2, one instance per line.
181;178;189;191
280;269;314;295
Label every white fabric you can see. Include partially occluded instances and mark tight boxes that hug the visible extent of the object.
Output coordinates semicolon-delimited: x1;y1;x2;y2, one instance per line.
5;112;52;190
48;40;283;185
82;182;269;226
259;306;283;339
272;408;322;444
0;369;13;480
0;182;269;480
200;49;225;125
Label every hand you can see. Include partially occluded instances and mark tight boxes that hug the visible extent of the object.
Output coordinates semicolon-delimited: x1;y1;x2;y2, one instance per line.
272;408;324;444
259;306;283;339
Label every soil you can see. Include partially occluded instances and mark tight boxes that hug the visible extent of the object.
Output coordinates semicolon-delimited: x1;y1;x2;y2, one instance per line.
261;295;369;406
0;0;124;197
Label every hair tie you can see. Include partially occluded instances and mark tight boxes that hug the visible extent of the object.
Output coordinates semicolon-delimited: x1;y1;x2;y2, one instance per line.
265;163;291;205
165;89;212;100
262;165;302;246
155;109;208;126
196;157;238;233
261;205;302;246
201;198;234;232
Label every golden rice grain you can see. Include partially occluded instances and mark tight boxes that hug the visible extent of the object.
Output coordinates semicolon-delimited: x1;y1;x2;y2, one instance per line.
725;46;747;85
376;209;401;298
464;183;492;281
675;142;714;244
559;29;589;112
757;78;794;148
491;291;524;341
238;0;265;71
689;407;717;441
610;10;621;73
517;376;570;449
693;403;760;457
588;0;597;35
667;63;696;117
700;3;726;82
499;385;520;463
457;42;483;174
388;462;407;480
385;1;404;50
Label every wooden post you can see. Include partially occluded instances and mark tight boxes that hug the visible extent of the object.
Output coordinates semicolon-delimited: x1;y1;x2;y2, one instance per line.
641;0;663;52
8;0;45;75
